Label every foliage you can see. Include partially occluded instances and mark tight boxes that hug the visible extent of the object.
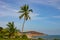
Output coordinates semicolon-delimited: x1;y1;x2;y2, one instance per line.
0;38;30;40
38;38;44;40
7;22;16;33
6;22;17;38
18;4;33;20
0;27;3;31
22;35;28;39
0;27;3;38
0;22;21;38
54;38;60;40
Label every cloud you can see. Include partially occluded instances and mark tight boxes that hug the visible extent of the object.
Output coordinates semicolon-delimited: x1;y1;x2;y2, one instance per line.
0;21;7;28
0;1;19;17
29;13;47;20
0;1;18;12
52;16;60;18
28;0;60;9
47;21;57;24
0;0;47;21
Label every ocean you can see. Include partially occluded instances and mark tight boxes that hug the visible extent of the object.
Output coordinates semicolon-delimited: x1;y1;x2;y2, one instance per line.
33;35;60;40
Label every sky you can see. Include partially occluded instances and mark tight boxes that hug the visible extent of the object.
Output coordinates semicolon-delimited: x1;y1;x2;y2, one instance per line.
0;0;60;35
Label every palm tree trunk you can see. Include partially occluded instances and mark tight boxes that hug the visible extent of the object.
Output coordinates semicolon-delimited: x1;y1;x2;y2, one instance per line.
22;19;25;34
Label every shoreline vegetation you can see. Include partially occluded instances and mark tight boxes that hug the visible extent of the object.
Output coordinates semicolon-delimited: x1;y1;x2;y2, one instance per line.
0;22;46;39
0;23;60;40
0;21;46;40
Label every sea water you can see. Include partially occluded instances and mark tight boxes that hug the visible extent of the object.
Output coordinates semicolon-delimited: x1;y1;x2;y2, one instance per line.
33;35;60;40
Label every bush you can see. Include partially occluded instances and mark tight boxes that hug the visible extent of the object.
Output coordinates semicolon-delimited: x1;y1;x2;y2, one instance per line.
38;38;44;40
22;35;28;39
54;38;60;40
15;36;20;38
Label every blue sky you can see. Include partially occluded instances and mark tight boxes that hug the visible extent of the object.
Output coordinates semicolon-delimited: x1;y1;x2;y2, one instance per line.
0;0;60;35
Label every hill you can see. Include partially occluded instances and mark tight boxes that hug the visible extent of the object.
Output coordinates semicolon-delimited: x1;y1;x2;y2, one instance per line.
23;31;47;38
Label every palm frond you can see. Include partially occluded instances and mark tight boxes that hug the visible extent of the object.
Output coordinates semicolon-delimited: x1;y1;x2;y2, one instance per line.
25;4;29;10
26;5;29;10
29;9;33;12
28;15;31;20
24;13;28;21
18;10;24;13
21;6;24;10
19;14;24;19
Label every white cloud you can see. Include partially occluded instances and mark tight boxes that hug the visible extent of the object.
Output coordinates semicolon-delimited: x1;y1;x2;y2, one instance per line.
29;13;39;18
29;13;47;20
28;0;60;9
0;1;19;17
0;21;7;28
53;16;60;18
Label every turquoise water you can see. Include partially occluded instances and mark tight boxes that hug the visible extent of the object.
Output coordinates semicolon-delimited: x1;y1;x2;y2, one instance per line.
33;35;60;40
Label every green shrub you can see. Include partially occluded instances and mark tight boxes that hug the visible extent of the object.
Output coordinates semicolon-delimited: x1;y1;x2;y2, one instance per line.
22;35;28;39
54;38;60;40
38;38;44;40
15;36;20;38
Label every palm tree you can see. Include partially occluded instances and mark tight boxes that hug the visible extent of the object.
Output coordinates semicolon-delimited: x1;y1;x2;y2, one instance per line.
6;22;16;38
18;4;33;34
